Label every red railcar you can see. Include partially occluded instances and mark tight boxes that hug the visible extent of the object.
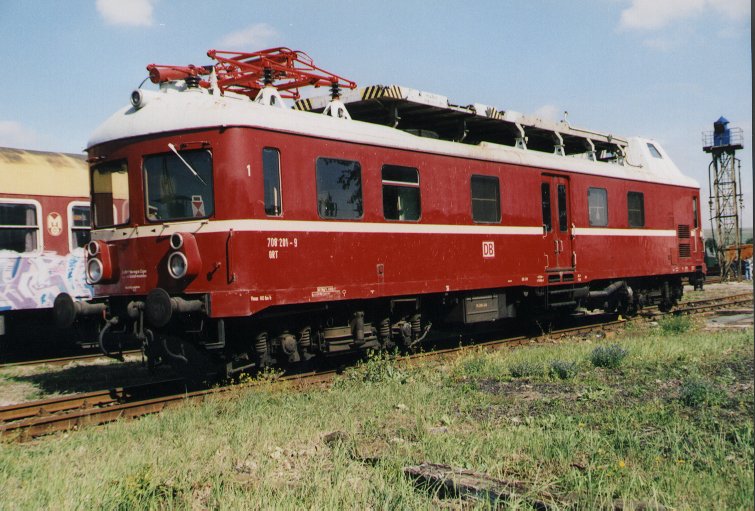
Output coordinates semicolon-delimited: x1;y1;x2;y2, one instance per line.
55;49;705;376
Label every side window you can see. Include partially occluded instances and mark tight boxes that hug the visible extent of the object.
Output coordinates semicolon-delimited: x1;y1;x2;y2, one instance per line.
588;187;608;227
263;148;282;216
68;202;91;250
382;165;420;221
557;184;568;232
692;196;699;229
92;159;129;227
647;143;663;159
316;158;363;219
541;183;552;232
0;201;40;253
471;175;500;223
627;192;645;228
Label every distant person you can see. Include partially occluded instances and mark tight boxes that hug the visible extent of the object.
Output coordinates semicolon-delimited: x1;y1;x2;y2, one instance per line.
745;256;752;281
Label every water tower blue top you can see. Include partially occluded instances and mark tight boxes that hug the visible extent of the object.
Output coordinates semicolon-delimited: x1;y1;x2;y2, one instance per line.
713;116;731;146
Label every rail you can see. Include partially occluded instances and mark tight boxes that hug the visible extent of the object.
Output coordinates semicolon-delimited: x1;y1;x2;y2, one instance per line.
0;349;142;370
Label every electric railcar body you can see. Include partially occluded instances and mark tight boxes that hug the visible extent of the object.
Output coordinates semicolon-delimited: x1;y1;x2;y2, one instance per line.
55;49;705;376
0;147;93;344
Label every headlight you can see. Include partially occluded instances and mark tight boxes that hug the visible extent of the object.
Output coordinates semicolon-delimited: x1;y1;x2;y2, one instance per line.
86;241;100;257
87;258;104;283
170;232;184;250
168;252;188;279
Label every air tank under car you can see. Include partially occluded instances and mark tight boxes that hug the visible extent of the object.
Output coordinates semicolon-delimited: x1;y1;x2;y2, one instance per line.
54;47;705;379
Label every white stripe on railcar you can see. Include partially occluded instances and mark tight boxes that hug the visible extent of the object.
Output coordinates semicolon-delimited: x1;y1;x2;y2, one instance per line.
91;219;677;242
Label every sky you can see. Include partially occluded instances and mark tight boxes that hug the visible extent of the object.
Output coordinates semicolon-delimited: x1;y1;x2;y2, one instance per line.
0;0;751;229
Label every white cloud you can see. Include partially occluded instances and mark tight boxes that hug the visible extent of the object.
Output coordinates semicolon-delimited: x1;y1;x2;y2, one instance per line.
96;0;155;27
620;0;705;30
619;0;749;31
217;23;279;49
710;0;751;20
0;121;38;149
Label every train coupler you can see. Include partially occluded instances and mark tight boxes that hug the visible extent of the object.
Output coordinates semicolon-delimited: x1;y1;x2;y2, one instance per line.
53;292;107;329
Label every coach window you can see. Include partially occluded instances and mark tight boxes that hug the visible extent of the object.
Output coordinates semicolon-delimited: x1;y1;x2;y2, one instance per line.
541;183;552;232
588;187;608;227
382;165;420;221
0;201;41;253
627;192;645;228
471;175;500;223
68;202;91;250
263;148;282;216
144;150;214;222
316;158;363;219
647;143;663;159
92;159;129;227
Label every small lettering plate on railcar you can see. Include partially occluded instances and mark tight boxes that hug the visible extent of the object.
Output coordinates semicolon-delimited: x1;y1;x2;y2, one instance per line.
482;241;495;258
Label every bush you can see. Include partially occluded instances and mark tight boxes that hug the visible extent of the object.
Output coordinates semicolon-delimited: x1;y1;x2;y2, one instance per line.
590;344;628;369
549;360;578;380
509;360;544;378
658;315;693;335
679;378;726;407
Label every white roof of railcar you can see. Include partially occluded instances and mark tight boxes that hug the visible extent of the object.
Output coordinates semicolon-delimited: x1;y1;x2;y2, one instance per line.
88;85;698;189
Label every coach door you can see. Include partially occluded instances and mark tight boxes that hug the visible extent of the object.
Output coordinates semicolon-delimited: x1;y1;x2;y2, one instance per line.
541;175;574;271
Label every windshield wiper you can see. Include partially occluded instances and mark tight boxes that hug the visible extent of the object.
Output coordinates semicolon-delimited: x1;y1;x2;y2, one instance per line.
167;143;207;186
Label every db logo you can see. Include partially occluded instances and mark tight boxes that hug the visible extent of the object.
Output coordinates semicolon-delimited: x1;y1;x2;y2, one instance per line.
482;241;495;258
47;212;63;236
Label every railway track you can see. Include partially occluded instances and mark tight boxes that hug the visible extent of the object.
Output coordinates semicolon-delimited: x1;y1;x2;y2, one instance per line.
2;292;751;442
649;292;752;318
0;284;741;371
0;349;142;370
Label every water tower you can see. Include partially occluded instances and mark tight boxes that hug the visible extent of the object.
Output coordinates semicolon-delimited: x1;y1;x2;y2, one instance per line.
703;116;744;281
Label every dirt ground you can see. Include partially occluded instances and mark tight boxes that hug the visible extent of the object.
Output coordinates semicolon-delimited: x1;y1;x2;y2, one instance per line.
684;280;753;301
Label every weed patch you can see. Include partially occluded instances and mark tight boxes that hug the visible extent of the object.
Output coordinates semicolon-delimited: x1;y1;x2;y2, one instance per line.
679;378;726;408
337;350;408;386
549;360;578;380
590;344;628;368
509;360;544;378
658;315;694;335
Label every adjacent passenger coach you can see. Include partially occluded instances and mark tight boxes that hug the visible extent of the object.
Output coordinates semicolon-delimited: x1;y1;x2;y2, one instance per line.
0;147;93;346
54;48;705;377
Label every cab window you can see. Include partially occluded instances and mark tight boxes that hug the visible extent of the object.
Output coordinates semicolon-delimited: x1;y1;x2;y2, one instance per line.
143;150;214;222
92;159;129;227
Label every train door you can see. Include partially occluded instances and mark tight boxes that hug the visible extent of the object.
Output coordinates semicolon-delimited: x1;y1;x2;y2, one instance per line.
540;175;574;270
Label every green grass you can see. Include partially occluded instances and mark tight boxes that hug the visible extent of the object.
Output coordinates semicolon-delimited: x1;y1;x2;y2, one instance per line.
0;325;752;509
